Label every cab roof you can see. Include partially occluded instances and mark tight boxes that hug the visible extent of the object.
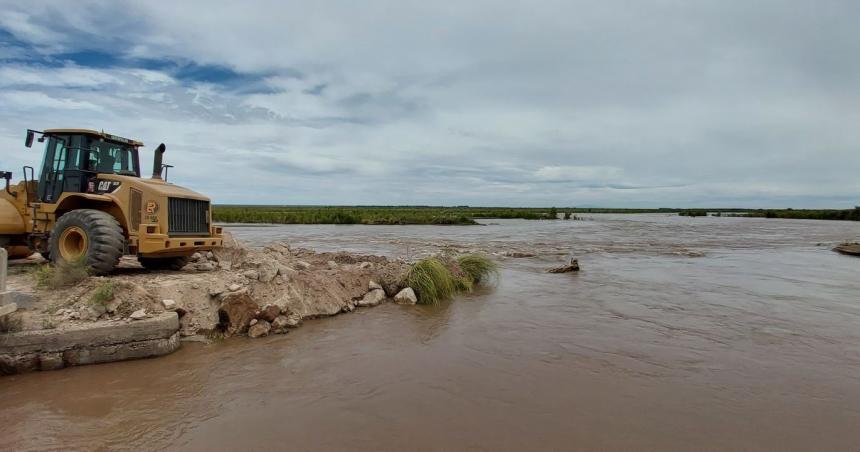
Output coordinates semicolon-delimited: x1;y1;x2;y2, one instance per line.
43;128;144;146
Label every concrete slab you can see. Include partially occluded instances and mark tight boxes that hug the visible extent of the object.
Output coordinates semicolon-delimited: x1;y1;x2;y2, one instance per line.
0;312;180;374
0;291;37;308
0;312;179;354
0;302;17;317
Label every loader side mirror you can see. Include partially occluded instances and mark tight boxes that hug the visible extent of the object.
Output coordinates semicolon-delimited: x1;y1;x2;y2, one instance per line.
25;130;34;148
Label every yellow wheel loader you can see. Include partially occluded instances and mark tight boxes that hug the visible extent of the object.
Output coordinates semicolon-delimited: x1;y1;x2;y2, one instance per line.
0;128;222;274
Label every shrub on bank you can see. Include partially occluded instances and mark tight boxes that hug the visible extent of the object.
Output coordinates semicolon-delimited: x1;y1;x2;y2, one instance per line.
406;258;456;305
32;258;89;289
406;254;498;305
89;281;115;306
456;254;499;286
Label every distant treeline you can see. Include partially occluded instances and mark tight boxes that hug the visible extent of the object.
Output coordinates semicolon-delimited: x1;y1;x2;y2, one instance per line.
680;207;860;221
212;205;860;225
212;206;555;225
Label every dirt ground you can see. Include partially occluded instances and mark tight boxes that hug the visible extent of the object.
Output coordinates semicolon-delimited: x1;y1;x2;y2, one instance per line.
2;232;409;339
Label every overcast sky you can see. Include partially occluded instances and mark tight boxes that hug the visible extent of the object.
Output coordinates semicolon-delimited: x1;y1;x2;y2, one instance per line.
0;1;857;207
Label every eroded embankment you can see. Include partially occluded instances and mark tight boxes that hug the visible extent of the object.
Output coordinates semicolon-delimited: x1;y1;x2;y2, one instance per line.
0;233;411;373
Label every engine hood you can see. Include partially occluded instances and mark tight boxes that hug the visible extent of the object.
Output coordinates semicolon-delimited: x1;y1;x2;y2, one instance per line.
101;175;211;201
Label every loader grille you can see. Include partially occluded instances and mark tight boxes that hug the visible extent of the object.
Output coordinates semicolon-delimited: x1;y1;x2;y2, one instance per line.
168;197;210;236
129;189;142;231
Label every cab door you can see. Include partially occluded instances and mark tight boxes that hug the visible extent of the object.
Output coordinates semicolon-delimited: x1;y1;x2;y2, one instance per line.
38;137;65;203
37;136;87;203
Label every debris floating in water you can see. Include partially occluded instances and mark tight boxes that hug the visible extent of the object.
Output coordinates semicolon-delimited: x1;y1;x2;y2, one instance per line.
548;259;580;273
833;242;860;256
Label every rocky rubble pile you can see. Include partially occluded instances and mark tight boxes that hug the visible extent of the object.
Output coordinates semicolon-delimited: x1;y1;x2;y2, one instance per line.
11;232;415;339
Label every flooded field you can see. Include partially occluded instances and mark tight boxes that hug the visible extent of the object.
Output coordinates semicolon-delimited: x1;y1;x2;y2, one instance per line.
2;214;859;451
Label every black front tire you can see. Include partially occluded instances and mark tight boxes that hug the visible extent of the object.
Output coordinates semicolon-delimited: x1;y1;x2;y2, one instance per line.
49;209;125;275
138;256;190;271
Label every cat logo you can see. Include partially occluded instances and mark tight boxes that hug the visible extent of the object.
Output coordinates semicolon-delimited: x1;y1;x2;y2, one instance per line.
145;200;159;214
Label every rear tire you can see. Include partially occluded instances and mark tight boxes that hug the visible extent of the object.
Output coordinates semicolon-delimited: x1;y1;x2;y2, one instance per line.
138;256;190;271
49;209;125;275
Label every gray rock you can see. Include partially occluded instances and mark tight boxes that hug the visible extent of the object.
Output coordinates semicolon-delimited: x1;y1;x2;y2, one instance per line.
242;269;260;280
191;252;203;262
327;260;338;269
369;280;383;291
258;261;279;283
285;313;302;328
271;315;290;332
359;261;373;269
195;262;216;272
161;299;177;311
78;307;94;321
277;265;298;280
248;320;271;338
394;288;418;305
228;283;242;292
357;288;386;307
205;251;215;261
295;261;311;270
249;318;258;326
88;303;107;319
130;309;147;320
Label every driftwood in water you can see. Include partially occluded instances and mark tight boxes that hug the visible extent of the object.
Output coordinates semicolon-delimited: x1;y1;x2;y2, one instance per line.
548;259;580;273
833;243;860;256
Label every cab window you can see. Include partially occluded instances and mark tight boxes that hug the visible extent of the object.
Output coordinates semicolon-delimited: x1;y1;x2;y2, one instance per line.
87;141;139;175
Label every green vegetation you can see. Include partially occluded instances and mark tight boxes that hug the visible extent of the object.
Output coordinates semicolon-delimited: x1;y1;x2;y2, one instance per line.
212;205;860;225
680;207;860;221
679;210;708;217
406;258;456;305
89;281;115;306
32;257;89;289
213;206;567;225
731;207;860;221
456;254;499;286
405;254;498;305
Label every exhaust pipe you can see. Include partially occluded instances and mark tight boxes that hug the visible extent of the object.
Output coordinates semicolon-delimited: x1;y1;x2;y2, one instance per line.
152;143;166;179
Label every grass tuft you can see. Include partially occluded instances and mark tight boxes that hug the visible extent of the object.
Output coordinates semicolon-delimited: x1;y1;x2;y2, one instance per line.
89;281;115;306
405;254;498;305
456;254;499;286
406;258;456;305
32;257;89;289
453;275;474;293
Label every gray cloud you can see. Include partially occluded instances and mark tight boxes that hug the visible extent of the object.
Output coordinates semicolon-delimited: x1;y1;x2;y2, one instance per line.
0;0;857;207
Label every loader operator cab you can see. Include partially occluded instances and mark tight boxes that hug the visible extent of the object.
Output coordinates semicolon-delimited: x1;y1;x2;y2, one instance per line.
26;129;141;203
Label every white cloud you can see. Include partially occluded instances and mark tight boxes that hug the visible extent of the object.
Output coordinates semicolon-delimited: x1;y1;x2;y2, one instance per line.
0;65;120;88
0;91;103;111
0;0;857;207
534;166;624;183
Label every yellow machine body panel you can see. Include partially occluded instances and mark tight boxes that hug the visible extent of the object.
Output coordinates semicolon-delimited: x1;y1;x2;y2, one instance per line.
0;197;26;235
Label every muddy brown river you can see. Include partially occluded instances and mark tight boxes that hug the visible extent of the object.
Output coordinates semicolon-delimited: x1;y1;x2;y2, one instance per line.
2;215;859;451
